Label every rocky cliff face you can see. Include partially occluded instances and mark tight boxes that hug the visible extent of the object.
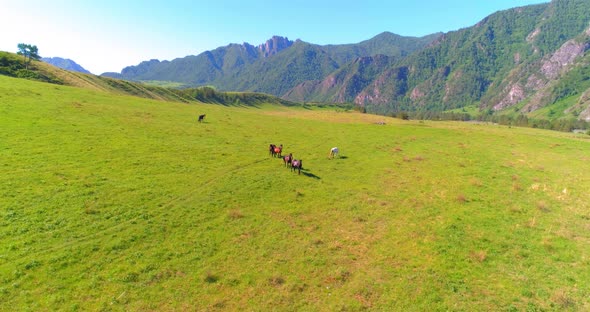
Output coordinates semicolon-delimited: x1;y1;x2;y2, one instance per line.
343;0;590;119
540;39;588;80
283;54;395;103
491;33;590;112
520;37;590;112
258;36;294;57
577;88;590;121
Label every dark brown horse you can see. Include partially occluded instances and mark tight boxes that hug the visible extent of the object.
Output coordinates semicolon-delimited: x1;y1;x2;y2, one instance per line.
269;144;276;157
291;159;302;175
282;153;293;167
198;114;206;123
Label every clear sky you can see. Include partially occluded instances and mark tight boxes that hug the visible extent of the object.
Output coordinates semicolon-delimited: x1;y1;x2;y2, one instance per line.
1;0;548;75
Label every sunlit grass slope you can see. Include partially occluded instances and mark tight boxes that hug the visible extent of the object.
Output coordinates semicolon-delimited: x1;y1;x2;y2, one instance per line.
1;75;590;310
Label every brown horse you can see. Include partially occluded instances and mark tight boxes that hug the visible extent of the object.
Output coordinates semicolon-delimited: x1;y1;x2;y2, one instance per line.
291;159;302;175
269;144;276;157
273;144;283;158
282;153;293;167
198;114;206;122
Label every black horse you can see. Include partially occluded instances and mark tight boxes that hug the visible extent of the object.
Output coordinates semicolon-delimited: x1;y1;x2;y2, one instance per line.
291;159;302;175
269;144;276;157
198;114;206;123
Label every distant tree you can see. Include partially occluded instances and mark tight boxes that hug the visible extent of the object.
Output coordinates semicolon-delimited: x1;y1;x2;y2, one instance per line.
396;112;410;120
17;43;40;70
354;105;366;113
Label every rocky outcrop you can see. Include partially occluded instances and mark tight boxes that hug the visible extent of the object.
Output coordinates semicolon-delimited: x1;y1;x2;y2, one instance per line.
354;67;408;106
410;86;425;100
282;80;321;102
526;28;540;43
540;39;588;80
575;88;590;121
258;36;294;57
494;83;526;110
355;73;388;106
579;108;590;122
493;34;590;113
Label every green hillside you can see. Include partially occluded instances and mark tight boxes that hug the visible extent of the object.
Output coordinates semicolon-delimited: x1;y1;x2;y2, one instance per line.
92;0;590;122
320;31;442;65
283;54;396;103
1;51;192;103
0;51;295;108
101;33;439;96
219;41;340;96
351;0;590;119
2;74;590;310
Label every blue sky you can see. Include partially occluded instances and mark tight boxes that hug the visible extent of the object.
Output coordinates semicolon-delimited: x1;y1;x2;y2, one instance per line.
1;0;548;74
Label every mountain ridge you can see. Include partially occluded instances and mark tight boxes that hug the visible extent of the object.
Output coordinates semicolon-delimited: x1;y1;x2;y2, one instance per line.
285;0;590;122
42;57;92;74
102;0;590;122
101;32;439;94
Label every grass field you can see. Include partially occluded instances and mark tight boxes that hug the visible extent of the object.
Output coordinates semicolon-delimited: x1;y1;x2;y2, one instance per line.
139;80;189;89
1;74;590;310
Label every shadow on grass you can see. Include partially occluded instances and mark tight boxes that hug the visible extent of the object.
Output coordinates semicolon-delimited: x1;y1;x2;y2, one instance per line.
301;169;321;179
329;156;348;160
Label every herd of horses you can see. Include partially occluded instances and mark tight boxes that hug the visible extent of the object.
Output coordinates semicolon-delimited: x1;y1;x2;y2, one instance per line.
269;144;339;175
198;114;339;176
269;144;302;174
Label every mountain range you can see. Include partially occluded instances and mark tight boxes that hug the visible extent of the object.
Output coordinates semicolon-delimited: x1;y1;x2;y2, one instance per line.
102;33;439;95
42;57;91;74
102;0;590;121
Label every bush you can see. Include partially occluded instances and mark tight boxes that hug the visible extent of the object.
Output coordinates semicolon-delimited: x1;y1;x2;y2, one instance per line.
396;112;410;120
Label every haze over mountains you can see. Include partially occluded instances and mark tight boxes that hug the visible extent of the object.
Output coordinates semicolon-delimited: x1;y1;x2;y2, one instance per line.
100;0;590;120
42;57;91;74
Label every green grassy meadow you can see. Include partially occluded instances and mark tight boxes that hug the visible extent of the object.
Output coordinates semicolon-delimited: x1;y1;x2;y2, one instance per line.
1;74;590;310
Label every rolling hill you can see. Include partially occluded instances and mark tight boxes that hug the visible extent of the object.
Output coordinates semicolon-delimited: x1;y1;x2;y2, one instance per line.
0;51;295;107
2;64;590;310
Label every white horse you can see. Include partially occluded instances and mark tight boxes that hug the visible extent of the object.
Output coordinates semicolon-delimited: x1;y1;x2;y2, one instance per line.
329;147;339;159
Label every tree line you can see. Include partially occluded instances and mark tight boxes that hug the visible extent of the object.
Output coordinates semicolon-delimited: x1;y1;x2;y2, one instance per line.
379;110;590;133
